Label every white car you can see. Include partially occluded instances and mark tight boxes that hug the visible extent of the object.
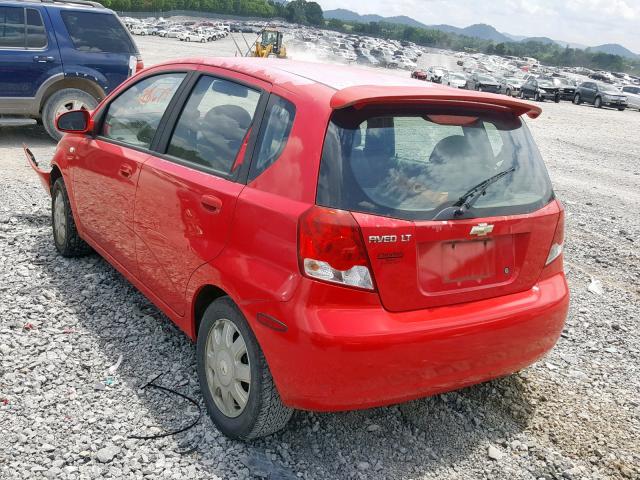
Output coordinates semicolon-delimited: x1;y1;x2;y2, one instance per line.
621;86;640;111
178;31;208;43
130;26;151;36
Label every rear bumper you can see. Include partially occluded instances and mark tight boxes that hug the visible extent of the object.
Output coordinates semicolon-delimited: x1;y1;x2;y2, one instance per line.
257;273;569;411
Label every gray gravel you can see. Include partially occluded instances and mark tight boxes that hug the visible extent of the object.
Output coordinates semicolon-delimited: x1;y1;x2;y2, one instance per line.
1;36;639;480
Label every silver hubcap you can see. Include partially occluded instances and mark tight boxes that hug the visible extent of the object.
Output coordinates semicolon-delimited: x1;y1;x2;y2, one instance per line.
205;318;251;418
53;190;66;245
55;99;91;117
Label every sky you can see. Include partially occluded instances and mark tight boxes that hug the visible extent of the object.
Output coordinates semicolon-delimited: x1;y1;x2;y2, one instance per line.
316;0;640;53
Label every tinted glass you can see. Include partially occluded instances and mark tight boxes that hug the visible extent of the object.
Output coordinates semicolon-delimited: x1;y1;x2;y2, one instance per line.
26;9;46;49
61;11;136;53
102;73;185;148
600;84;619;93
167;76;260;176
0;6;25;48
317;107;553;221
249;95;295;181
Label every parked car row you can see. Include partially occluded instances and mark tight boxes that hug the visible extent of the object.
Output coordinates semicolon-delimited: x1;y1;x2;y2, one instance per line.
412;66;635;111
122;17;229;43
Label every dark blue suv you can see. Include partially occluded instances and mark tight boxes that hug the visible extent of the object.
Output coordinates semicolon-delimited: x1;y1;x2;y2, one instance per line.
0;0;142;139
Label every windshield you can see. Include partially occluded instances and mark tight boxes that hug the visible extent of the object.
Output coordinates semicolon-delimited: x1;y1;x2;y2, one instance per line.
317;106;554;221
451;73;466;81
478;75;495;83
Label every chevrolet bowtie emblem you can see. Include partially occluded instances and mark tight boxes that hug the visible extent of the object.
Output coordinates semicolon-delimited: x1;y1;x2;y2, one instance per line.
470;223;494;236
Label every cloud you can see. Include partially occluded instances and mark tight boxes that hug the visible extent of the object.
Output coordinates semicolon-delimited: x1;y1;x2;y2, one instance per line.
317;0;640;52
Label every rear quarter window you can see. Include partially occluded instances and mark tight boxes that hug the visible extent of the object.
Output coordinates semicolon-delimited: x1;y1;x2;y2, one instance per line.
60;11;136;54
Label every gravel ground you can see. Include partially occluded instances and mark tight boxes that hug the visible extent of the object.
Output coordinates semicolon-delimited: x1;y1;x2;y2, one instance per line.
1;35;639;480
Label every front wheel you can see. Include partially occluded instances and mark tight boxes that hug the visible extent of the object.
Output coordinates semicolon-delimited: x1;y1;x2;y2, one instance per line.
573;93;581;105
41;88;97;141
554;94;560;103
196;298;293;440
534;92;541;102
51;178;92;257
618;107;626;111
595;96;602;108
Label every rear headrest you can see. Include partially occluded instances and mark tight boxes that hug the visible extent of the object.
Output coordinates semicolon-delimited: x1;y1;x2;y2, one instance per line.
429;135;472;165
203;105;252;131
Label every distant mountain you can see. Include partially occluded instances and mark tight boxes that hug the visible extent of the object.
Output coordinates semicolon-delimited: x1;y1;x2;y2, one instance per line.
588;44;639;59
323;9;639;58
324;9;428;29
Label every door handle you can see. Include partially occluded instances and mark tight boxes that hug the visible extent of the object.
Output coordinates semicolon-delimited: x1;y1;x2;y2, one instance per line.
33;55;55;63
118;164;133;178
201;194;222;213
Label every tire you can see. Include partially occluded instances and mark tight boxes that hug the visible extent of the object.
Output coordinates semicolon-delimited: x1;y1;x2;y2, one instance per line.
534;92;541;102
201;38;206;43
196;298;293;440
618;107;625;111
595;96;602;108
41;88;97;141
51;178;92;257
573;93;581;105
554;94;560;103
506;88;511;97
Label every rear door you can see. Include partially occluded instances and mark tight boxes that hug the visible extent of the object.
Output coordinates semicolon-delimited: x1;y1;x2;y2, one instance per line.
317;106;560;312
0;6;60;104
133;68;269;315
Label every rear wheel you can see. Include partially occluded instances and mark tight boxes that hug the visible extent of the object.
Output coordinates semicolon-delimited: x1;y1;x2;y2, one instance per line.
618;107;626;111
196;298;293;440
42;88;97;141
51;178;92;257
595;96;602;108
554;94;560;103
506;88;511;97
534;92;541;102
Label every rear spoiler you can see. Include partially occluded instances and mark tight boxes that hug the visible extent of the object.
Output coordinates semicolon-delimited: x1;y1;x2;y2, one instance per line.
330;86;542;119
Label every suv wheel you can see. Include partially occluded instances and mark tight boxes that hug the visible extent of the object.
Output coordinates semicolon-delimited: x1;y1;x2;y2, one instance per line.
196;298;293;440
51;178;92;257
534;92;541;102
573;93;581;105
42;88;97;141
595;96;602;108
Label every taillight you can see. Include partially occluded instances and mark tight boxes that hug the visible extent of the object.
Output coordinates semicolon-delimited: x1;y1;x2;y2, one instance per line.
545;203;565;266
298;206;375;290
136;57;145;74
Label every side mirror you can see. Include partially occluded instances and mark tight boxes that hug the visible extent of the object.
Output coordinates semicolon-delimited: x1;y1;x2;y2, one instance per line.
56;110;92;134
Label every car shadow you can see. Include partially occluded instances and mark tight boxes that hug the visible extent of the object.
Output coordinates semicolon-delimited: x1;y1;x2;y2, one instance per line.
22;215;536;479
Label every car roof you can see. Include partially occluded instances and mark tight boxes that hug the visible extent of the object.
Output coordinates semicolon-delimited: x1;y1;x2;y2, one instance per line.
6;0;106;9
154;57;542;118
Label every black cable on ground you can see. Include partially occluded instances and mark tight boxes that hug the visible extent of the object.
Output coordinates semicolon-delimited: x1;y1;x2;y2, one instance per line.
128;372;203;453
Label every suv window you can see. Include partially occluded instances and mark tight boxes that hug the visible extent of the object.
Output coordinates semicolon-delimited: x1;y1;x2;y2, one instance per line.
102;73;186;149
167;75;261;176
60;11;136;54
26;9;46;49
0;6;25;48
248;95;296;181
317;106;553;221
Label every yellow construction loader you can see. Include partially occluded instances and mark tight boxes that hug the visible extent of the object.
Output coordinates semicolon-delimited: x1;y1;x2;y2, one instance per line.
251;28;287;58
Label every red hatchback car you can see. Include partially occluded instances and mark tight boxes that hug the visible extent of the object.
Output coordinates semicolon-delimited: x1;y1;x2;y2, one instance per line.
28;58;569;440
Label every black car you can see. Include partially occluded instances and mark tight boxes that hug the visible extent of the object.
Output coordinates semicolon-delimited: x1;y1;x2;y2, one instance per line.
465;73;500;93
553;78;577;101
573;82;627;111
520;77;560;102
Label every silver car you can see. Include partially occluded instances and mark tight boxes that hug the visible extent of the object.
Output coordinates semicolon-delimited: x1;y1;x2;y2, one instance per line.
622;86;640;111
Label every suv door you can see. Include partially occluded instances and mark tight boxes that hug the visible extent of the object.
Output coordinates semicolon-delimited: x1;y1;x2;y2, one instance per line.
72;71;188;277
133;69;268;315
0;6;60;110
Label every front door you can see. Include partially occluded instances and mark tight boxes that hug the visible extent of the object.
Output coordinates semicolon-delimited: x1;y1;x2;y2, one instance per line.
72;72;187;276
134;72;267;315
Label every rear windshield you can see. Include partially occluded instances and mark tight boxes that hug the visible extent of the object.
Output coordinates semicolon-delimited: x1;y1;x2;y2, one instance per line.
61;11;137;54
317;107;554;221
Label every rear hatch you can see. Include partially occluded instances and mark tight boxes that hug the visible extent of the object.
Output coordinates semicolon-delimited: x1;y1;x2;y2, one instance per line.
317;95;559;312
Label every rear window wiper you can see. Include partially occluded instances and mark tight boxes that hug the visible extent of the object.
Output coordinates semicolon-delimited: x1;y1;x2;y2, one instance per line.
452;166;517;217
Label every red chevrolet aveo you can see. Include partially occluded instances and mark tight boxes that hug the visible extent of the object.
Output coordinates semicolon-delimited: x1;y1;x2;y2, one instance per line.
28;58;569;440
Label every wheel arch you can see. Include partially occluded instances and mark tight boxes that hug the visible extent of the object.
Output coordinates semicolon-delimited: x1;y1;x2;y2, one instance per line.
192;284;230;340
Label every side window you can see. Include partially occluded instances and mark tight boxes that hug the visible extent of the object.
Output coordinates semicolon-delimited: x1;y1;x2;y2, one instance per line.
60;11;135;54
167;75;261;176
26;9;46;49
0;6;25;48
102;73;186;149
248;95;296;181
